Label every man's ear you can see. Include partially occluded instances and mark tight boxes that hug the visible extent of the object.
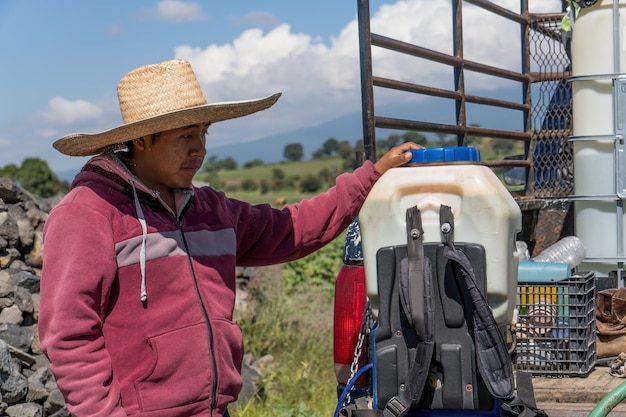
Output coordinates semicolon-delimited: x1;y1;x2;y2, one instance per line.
133;137;148;151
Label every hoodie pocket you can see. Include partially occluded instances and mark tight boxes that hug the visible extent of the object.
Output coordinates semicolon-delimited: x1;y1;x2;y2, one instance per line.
135;322;213;412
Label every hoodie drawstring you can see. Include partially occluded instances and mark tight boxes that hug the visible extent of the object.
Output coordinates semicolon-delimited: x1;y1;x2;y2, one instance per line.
130;180;148;303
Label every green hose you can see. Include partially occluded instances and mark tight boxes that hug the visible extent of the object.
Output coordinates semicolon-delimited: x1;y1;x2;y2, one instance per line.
588;379;626;417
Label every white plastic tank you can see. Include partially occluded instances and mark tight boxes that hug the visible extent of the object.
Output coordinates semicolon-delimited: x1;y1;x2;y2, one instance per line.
358;147;522;327
571;0;626;275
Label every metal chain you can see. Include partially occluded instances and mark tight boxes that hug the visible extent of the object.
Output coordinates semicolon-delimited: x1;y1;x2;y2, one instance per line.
343;300;373;406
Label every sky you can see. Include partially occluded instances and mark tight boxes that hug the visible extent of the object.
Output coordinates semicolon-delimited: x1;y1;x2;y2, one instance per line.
0;0;562;174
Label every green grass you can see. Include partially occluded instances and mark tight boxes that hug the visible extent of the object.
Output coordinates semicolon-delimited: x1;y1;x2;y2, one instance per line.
221;158;345;181
231;266;340;417
229;236;346;417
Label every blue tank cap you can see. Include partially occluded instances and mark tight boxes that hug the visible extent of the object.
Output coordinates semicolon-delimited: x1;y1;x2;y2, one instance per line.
408;146;481;164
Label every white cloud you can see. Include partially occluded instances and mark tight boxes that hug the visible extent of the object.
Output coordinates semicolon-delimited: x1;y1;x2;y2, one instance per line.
39;97;104;126
176;24;317;85
151;0;207;23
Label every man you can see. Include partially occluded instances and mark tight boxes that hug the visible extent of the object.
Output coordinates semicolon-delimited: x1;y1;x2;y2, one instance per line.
38;59;419;417
560;0;580;62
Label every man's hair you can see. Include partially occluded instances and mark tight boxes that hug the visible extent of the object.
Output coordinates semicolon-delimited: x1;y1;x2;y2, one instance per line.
125;132;162;151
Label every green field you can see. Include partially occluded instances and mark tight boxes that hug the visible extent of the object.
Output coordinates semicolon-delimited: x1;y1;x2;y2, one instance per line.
195;157;346;205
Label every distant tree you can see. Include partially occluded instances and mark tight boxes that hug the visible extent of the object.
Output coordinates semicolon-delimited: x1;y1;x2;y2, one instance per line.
354;139;364;153
467;123;482;146
375;139;390;158
337;140;354;160
0;163;19;181
243;159;265;168
386;134;403;148
272;168;285;181
241;179;258;191
318;167;333;183
321;138;340;157
434;132;449;145
260;179;270;195
492;139;515;157
300;174;321;193
201;155;219;174
402;131;428;146
283;142;304;162
218;157;238;171
312;149;326;159
18;158;68;197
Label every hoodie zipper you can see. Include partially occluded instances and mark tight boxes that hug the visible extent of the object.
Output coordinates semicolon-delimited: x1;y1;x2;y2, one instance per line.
177;215;219;414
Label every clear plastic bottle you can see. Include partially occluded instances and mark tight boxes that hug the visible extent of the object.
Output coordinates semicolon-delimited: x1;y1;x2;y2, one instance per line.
516;241;530;261
531;236;586;267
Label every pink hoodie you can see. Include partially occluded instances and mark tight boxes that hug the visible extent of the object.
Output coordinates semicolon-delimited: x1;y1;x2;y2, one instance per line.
38;153;380;416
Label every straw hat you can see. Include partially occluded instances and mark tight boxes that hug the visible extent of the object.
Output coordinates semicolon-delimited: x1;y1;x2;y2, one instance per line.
53;59;281;156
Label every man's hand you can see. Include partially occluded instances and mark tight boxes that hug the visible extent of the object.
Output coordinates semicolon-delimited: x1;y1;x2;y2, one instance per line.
374;142;423;175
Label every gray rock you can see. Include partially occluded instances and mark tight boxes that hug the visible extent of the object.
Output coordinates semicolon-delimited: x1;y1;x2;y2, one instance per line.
0;324;33;353
5;402;42;417
0;306;23;326
16;218;34;249
25;233;43;269
6;271;40;294
0;178;38;206
0;339;28;403
43;388;65;416
0;249;20;270
0;212;19;249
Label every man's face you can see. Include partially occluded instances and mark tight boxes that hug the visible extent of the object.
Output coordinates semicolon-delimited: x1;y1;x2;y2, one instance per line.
135;123;208;191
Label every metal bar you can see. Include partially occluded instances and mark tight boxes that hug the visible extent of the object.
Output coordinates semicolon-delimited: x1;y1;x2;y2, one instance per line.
569;134;619;141
374;116;531;141
528;71;571;83
531;12;567;23
371;33;529;83
452;0;466;146
483;159;532;168
520;0;532;193
614;0;624;282
464;0;526;24
569;73;626;82
372;76;529;111
568;195;621;201
357;0;376;163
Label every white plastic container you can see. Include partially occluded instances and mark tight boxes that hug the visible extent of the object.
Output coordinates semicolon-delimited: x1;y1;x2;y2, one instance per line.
359;148;522;327
571;0;626;275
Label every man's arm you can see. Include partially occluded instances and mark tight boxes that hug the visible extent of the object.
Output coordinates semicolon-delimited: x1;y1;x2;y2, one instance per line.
39;202;127;417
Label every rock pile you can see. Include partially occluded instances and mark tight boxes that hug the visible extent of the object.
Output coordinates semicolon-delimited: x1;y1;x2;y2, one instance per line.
0;177;67;417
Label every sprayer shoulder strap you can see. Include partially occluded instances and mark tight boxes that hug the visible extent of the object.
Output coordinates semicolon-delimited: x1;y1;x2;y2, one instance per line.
382;205;435;417
439;204;514;400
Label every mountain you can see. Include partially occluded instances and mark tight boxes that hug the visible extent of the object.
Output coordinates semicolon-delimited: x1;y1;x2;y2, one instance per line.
205;111;364;165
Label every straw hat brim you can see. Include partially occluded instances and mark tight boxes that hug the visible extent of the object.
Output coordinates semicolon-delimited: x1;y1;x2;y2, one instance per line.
53;92;281;156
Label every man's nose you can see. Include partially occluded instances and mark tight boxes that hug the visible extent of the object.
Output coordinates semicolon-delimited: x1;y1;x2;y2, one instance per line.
190;134;207;156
